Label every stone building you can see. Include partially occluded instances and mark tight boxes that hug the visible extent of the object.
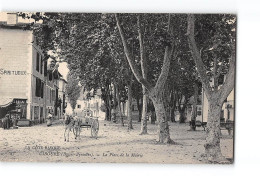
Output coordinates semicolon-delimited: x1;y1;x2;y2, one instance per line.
0;13;64;125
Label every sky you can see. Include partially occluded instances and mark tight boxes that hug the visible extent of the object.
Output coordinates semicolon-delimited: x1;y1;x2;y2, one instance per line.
58;62;69;80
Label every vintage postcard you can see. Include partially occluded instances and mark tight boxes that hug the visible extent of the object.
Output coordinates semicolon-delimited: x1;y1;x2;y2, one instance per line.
0;12;235;164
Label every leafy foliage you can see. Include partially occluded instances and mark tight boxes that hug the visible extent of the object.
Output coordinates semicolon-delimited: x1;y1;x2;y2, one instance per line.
65;72;81;110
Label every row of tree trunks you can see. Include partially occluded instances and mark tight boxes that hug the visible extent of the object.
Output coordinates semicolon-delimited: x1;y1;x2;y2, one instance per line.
115;13;174;143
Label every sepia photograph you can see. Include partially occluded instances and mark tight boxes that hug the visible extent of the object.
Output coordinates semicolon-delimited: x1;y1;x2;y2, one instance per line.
0;11;236;164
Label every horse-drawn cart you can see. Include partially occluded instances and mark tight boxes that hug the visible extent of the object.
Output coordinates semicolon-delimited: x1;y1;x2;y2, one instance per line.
80;116;99;138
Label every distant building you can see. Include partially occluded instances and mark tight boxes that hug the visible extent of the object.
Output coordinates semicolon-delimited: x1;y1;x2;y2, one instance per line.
201;75;234;122
202;89;234;122
58;77;67;119
85;89;105;119
0;13;65;124
65;87;87;117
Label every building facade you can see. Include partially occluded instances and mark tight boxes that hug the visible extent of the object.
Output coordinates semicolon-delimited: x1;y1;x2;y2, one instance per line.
58;77;67;119
0;13;63;124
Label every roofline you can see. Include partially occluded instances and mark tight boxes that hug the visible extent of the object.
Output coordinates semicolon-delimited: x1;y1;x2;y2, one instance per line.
0;21;41;30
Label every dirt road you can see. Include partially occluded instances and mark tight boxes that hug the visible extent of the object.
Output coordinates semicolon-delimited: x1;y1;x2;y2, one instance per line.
0;120;233;163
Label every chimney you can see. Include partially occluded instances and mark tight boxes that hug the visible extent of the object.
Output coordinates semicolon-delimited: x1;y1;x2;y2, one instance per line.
7;12;18;25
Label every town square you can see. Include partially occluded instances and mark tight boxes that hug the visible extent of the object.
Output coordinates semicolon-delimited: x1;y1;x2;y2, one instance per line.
0;12;235;164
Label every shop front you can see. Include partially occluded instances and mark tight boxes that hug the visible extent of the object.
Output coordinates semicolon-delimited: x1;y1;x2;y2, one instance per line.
0;98;28;127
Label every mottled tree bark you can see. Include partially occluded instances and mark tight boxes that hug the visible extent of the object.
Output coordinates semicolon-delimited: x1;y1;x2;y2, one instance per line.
179;109;186;123
170;107;176;122
137;15;149;135
140;92;148;134
115;84;124;126
150;91;172;143
204;99;223;161
136;96;142;122
187;14;235;162
115;13;175;143
190;82;198;131
127;75;133;130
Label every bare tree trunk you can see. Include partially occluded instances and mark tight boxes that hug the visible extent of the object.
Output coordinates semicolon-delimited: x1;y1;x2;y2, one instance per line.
179;109;186;123
115;13;175;144
170;107;176;122
116;85;124;126
105;106;111;121
204;100;224;161
136;96;142;122
150;93;172;144
112;84;117;123
127;76;133;130
151;110;156;124
187;14;235;162
190;82;198;131
140;91;148;134
137;15;149;135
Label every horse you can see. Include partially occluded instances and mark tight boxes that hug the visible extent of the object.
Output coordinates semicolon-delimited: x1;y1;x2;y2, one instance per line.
64;116;82;142
73;118;82;140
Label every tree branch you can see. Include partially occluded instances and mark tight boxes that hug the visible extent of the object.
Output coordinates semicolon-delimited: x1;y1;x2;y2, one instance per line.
155;14;174;90
187;14;212;99
115;13;152;91
137;14;149;94
218;48;235;103
213;57;219;91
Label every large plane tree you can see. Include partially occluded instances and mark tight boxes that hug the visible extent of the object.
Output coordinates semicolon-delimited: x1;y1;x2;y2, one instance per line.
187;14;236;162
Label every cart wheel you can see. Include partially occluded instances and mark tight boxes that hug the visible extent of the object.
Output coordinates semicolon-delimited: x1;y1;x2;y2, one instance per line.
91;119;99;138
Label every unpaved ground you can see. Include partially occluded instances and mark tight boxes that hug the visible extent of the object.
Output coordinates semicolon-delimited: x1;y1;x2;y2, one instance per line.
0;120;233;163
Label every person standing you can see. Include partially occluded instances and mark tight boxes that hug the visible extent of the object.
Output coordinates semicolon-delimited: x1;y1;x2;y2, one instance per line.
6;114;10;129
2;115;7;129
47;112;53;127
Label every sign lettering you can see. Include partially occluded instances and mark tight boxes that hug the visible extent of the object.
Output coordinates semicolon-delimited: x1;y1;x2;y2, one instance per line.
0;68;27;75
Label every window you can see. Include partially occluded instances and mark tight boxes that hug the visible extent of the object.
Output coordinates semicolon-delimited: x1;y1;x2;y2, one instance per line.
35;78;41;97
36;53;40;72
78;105;81;109
41;82;44;98
44;60;47;76
40;55;43;74
35;78;44;98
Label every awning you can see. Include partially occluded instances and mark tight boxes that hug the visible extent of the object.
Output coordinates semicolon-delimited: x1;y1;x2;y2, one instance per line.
0;98;14;108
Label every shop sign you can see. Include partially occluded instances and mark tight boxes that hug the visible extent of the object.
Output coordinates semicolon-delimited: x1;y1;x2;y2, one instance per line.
13;99;27;104
0;68;27;75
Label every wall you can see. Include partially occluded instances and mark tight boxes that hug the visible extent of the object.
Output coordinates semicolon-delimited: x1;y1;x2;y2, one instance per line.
0;28;32;99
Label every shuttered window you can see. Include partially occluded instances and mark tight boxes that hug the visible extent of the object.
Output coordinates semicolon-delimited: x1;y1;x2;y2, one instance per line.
36;53;40;72
35;78;41;97
40;55;43;74
41;82;44;98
